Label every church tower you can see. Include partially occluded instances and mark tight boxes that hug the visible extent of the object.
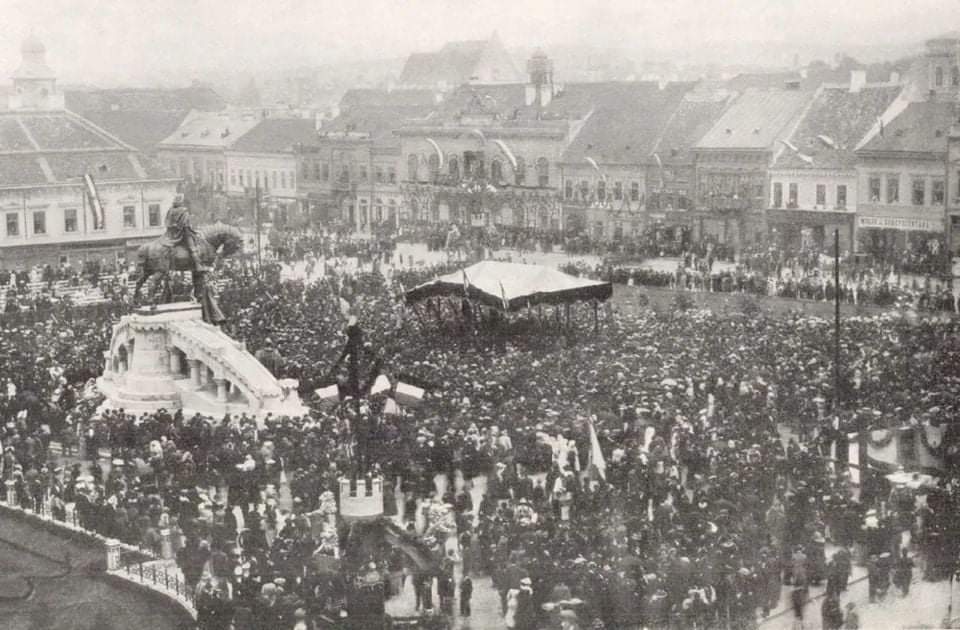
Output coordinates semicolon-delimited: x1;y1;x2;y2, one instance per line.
9;35;63;110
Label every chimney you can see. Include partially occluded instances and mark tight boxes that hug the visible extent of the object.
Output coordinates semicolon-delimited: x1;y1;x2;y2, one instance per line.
849;70;866;93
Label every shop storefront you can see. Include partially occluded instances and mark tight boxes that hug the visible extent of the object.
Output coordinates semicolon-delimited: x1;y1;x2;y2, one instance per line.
766;209;856;253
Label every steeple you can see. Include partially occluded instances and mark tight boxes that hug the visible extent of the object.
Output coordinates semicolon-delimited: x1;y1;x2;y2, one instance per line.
9;34;62;110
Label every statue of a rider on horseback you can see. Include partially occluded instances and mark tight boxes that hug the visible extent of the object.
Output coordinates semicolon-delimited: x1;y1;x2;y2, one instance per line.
133;197;243;325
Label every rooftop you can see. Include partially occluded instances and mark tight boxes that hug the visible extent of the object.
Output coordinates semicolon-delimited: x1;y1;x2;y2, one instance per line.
229;117;318;153
73;109;190;153
695;88;813;151
0;110;172;187
856;100;956;156
398;36;521;87
158;110;263;149
64;86;225;113
774;85;902;169
339;88;436;112
561;82;695;165
648;91;733;165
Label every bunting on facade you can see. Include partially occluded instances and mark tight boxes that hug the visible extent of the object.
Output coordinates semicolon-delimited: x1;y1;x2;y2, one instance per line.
83;173;105;230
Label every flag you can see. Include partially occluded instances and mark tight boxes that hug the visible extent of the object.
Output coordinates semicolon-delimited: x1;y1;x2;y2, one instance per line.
83;174;105;230
588;418;606;481
498;281;509;311
369;374;391;397
395;381;424;406
462;269;470;297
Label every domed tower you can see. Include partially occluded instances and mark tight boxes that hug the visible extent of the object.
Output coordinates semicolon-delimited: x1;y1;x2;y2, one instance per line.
10;34;63;110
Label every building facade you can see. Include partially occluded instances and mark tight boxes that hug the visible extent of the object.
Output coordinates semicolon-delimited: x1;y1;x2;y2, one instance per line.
691;88;813;250
0;37;179;270
767;80;902;252
157;110;261;192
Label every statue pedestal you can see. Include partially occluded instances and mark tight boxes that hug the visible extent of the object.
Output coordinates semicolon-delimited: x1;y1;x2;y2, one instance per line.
339;476;384;523
96;302;308;423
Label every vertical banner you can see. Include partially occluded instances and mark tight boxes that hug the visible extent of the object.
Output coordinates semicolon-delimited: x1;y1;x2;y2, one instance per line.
848;433;859;485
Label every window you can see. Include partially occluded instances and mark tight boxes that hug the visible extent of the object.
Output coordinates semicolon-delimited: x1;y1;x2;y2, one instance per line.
936;66;944;87
564;180;573;199
579;180;589;199
869;176;881;202
836;185;847;209
933;179;945;205
311;162;319;180
387;166;396;184
272;171;278;189
448;156;459;180
886;175;899;203
148;204;161;227
374;199;383;223
514;157;525;185
772;182;783;208
64;208;77;233
6;213;18;236
536;157;549;187
597;180;606;201
245;170;251;187
322;163;329;182
339;165;350;184
123;205;136;228
289;171;295;188
281;171;287;189
954;66;960;87
788;183;798;208
302;161;310;179
613;181;623;201
912;178;926;206
230;169;236;185
407;154;418;181
426;155;438;181
630;181;640;202
359;165;369;182
490;159;503;183
33;211;46;235
816;184;826;207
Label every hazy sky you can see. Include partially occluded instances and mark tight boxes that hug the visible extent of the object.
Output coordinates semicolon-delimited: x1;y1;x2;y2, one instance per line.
0;0;955;86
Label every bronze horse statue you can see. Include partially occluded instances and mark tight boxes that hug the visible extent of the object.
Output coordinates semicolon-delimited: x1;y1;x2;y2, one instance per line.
133;224;244;314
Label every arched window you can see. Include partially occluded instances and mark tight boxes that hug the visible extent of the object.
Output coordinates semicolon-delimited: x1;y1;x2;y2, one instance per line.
936;66;944;87
953;66;959;86
407;154;419;181
374;198;383;223
428;153;440;182
597;180;606;201
536;157;549;187
448;155;460;180
490;158;503;183
514;157;525;185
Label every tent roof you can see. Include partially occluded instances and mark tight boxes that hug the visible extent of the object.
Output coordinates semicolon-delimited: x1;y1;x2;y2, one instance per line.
405;261;612;311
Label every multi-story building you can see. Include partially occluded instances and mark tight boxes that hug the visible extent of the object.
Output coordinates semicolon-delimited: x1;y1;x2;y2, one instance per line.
0;36;179;269
397;33;522;91
691;87;813;250
396;51;652;232
296;92;435;231
156;110;262;192
557;81;695;240
644;87;734;230
224;118;317;224
853;33;960;262
768;76;902;252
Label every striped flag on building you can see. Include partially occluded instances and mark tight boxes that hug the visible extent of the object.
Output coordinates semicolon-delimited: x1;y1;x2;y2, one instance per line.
83;174;105;230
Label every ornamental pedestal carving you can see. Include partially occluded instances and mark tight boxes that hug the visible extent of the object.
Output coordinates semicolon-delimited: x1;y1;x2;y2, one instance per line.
96;302;308;424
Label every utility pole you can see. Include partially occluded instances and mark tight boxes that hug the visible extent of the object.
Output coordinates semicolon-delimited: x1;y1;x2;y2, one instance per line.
254;181;263;280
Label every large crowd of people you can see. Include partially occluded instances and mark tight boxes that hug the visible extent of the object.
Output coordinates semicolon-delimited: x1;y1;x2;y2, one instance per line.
0;224;959;629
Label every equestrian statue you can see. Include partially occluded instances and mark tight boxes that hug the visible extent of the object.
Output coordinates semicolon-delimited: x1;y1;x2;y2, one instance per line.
133;198;243;325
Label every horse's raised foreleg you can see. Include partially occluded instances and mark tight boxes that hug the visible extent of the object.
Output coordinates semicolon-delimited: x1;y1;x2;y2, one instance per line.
161;273;173;303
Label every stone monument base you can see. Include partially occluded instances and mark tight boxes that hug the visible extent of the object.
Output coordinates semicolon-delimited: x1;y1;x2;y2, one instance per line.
97;302;308;423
